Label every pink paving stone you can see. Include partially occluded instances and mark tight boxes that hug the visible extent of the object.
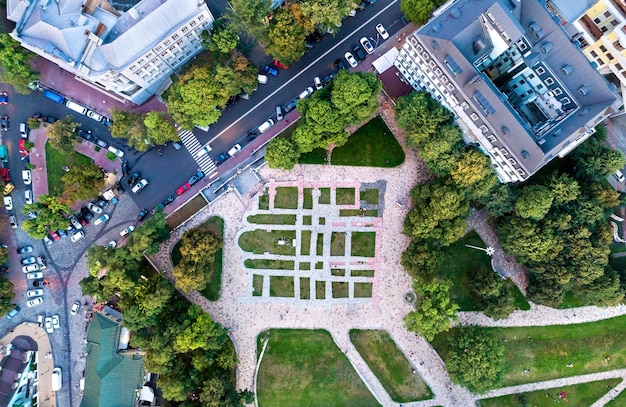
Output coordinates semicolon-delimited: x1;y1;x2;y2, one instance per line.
332;222;347;227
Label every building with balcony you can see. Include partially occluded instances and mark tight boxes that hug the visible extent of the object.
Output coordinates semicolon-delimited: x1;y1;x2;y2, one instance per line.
394;0;621;182
6;0;214;104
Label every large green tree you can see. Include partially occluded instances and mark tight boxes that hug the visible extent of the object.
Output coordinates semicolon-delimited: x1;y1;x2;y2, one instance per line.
0;33;39;93
61;161;105;202
46;115;78;153
330;70;382;123
227;0;273;39
144;112;179;146
109;107;149;150
451;148;498;199
0;277;15;316
395;91;452;145
265;138;300;170
571;125;625;181
173;228;222;292
446;326;505;393
265;8;307;65
515;185;554;220
299;0;356;33
21;195;71;238
204;24;239;54
404;278;459;341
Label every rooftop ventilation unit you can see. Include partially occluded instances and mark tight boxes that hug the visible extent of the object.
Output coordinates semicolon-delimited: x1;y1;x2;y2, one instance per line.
561;65;573;75
578;85;590;96
450;8;461;18
540;42;553;53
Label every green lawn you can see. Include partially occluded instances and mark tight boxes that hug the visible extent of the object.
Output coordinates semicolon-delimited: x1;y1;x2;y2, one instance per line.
438;232;528;311
350;330;432;402
257;329;379;407
351;270;375;277
299;148;327;164
354;282;373;298
270;276;295;297
244;259;295;270
238;229;296;255
332;282;349;298
166;195;208;229
330;116;405;167
351;232;376;257
303;188;313;209
171;217;224;300
431;315;626;388
259;191;270;210
360;189;379;205
336;188;356;205
253;274;264;296
319;188;331;204
316;281;326;299
340;209;379;217
45;143;94;196
300;231;311;255
605;382;626;406
247;214;297;225
316;233;325;255
331;232;346;256
274;187;299;209
300;278;310;299
478;379;622;407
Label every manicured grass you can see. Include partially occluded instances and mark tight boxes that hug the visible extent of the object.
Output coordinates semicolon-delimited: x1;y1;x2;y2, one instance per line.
253;275;264;296
331;116;405;167
431;315;626;388
259;192;270;210
354;282;373;298
270;276;294;297
360;189;379;205
300;231;311;255
332;282;349;298
318;217;325;225
166;194;208;229
319;188;331;204
303;188;313;209
300;278;310;299
257;329;378;407
45;143;94;196
244;259;295;270
239;230;296;255
171;217;224;301
478;379;622;407
274;187;299;209
299;262;310;270
299;148;327;164
316;233;324;256
351;232;376;257
303;215;312;225
350;330;433;402
331;269;345;276
331;232;346;256
336;188;355;205
340;209;378;217
315;261;323;269
351;269;375;277
248;214;297;225
610;243;626;254
316;281;326;299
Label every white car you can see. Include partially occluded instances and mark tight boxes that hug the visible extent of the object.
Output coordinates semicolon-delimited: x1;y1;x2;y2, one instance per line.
120;225;135;237
22;170;32;185
344;52;358;67
3;195;13;211
52;315;60;330
107;146;124;158
45;317;54;333
94;214;110;226
87;202;103;214
27;289;44;298
107;240;117;249
22;264;39;273
26;297;43;307
360;37;375;54
24;190;33;205
27;271;43;280
376;23;389;40
314;76;323;90
70;230;85;243
299;87;314;99
87;110;103;122
70;301;80;316
132;179;148;194
37;314;44;327
196;145;212;158
228;144;242;157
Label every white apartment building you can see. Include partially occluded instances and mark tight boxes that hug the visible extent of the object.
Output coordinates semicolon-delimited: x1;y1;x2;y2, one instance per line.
7;0;214;104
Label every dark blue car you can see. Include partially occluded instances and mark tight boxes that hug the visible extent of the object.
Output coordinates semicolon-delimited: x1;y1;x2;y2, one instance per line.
263;65;279;77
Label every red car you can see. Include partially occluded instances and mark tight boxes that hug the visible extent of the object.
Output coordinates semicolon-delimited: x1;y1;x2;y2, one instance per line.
0;168;9;182
273;60;288;69
176;182;191;196
19;139;28;157
49;231;60;241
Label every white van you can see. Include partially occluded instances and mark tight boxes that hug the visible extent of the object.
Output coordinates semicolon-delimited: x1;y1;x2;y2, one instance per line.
65;100;88;115
51;368;62;391
258;119;275;134
614;170;625;183
19;123;28;138
258;74;268;85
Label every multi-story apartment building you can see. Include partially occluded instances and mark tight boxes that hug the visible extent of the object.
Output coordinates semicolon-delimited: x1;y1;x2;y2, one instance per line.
394;0;621;182
550;0;626;96
7;0;214;104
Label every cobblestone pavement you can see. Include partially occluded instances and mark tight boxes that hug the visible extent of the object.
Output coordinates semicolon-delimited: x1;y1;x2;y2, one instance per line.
148;97;626;407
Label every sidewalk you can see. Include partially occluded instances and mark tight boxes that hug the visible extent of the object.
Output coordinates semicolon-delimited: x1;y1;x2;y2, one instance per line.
29;126;49;201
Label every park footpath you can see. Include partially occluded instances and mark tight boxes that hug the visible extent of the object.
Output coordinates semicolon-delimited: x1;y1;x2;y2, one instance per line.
147;94;626;406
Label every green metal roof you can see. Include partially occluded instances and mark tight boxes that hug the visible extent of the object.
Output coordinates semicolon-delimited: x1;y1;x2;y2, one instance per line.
80;312;144;407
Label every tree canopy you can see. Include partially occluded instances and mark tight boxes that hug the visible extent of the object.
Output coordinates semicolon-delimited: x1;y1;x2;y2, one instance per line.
0;33;39;93
61;161;105;202
0;277;15;316
144;112;179;146
21;195;71;238
404;278;459;341
46;115;78;153
173;228;222;292
264;137;301;170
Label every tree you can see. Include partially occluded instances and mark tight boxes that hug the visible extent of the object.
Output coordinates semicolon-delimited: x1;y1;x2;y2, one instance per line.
546;172;580;205
498;217;564;264
401;241;443;279
27;117;41;130
125;211;170;258
0;246;8;265
172;228;222;292
46;115;78;153
446;326;505;393
230;55;259;95
299;0;355;33
417;123;463;176
330;71;381;123
451;148;498;199
401;0;438;25
515;185;554;220
144;112;179;146
479;184;517;217
61;162;105;202
0;277;15;316
227;0;273;39
265;8;307;65
175;312;228;353
109;107;149;150
265;138;301;169
204;24;239;54
21;195;71;238
404;278;459;341
571;125;625;181
395;91;451;145
0;33;39;94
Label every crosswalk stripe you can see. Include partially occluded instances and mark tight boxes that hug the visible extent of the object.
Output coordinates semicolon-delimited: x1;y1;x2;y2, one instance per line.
178;130;216;175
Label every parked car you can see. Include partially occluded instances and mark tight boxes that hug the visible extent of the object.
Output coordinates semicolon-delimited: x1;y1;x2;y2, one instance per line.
131;179;149;194
360;37;375;54
162;195;175;207
0;116;8;132
70;301;80;316
276;105;284;121
19;123;28;138
272;60;288;69
22;264;39;273
80;207;94;220
26;297;43;308
314;76;323;90
94;214;110;226
120;225;135;237
76;129;92;141
106;241;117;249
17;246;33;254
228;144;242;157
43;236;52;246
128;172;141;186
57;228;67;238
121;160;129;175
188;171;205;186
69;215;83;230
75;214;88;226
107;146;124;158
137;209;148;221
27;271;43;280
27;289;44;298
176;183;191;196
344;51;358;67
216;153;230;165
283;99;298;113
94;138;108;149
3;196;13;211
45;317;53;333
3;182;13;195
86;110;103;122
49;231;60;241
37;314;43;327
21;257;37;266
0;92;7;104
87;202;103;214
6;306;20;319
335;58;347;70
376;23;389;40
9;215;17;229
262;65;279;77
70;230;85;243
52;315;60;330
24;190;33;204
352;44;366;60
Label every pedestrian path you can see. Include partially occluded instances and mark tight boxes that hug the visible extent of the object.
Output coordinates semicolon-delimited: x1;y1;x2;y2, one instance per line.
178;130;216;175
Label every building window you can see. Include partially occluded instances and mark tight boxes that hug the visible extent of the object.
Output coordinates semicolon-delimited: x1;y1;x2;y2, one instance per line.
182;27;189;33
190;20;197;27
601;26;609;33
594;17;601;24
612;19;619;27
590;50;598;57
545;77;554;85
553;88;562;96
512;84;518;89
520;79;526;84
616;63;623;70
172;34;179;40
537;84;544;89
164;40;171;46
561;97;570;104
155;45;162;52
536;66;545;74
529;73;535;79
604;11;611;18
614;41;624;51
607;52;614;60
600;45;607;52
